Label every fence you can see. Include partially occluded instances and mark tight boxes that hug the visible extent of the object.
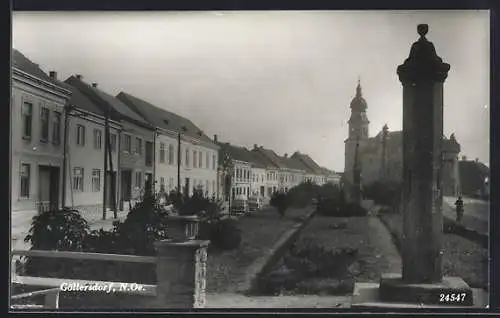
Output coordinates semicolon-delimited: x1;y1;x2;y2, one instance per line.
10;239;210;310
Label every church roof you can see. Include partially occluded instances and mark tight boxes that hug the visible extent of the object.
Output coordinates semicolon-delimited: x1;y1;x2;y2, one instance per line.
349;79;368;112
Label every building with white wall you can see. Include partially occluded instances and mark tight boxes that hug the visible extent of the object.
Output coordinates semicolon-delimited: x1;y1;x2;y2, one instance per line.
11;50;71;219
66;76;156;212
216;141;254;200
117;92;219;198
251;146;281;197
59;76;121;220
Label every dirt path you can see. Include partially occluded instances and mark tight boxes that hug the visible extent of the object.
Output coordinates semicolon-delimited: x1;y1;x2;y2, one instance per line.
366;216;402;275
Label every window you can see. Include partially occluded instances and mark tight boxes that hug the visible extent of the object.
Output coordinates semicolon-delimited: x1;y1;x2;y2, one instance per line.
40;107;49;142
169;177;174;191
110;134;117;152
135;171;142;188
124;134;131;152
73;167;84;191
185;148;190;167
76;125;86;146
212;154;216;170
22;102;33;139
212;180;216;195
159;143;165;163
199;151;203;168
52;112;61;145
205;180;209;194
93;129;102;149
20;163;30;198
193;150;198;168
206;152;209;170
168;145;174;164
92;169;101;192
135;137;142;155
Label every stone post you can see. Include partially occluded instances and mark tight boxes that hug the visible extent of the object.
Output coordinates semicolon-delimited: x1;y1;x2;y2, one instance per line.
154;239;210;308
397;24;450;284
351;24;475;308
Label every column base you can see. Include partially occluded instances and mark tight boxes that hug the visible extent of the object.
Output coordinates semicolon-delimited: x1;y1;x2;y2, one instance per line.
351;274;487;308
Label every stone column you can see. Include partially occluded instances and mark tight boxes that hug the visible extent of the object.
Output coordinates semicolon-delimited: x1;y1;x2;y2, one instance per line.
154;239;210;308
397;24;450;284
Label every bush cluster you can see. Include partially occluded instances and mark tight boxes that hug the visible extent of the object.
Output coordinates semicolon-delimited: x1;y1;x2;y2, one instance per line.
21;190;242;284
362;181;402;207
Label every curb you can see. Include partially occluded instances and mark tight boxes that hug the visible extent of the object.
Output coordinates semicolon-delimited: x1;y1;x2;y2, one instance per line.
237;208;317;295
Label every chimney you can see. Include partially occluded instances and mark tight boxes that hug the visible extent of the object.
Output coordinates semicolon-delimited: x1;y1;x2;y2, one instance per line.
253;144;258;150
92;82;98;88
49;71;57;79
462;156;467;161
213;134;218;143
75;74;83;80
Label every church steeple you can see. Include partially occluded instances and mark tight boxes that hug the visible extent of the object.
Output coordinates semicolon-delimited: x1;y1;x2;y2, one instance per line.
348;78;369;140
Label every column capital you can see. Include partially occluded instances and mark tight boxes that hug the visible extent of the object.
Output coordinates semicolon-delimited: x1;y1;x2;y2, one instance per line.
397;24;450;84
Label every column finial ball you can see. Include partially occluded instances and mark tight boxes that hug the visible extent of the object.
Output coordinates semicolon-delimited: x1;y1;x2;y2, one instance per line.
417;24;429;38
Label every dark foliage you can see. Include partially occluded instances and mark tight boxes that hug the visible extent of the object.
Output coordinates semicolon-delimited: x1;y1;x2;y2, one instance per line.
285;181;320;208
206;218;242;250
270;191;290;217
363;181;403;206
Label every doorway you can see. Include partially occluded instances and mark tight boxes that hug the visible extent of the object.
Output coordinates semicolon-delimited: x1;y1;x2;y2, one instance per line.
145;173;153;195
38;165;60;213
121;170;132;202
105;171;117;209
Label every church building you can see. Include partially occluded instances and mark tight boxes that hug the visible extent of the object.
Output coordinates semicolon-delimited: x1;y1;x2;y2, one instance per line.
343;80;461;197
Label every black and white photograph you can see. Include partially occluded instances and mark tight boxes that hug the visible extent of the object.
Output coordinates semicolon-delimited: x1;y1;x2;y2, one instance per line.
10;10;490;310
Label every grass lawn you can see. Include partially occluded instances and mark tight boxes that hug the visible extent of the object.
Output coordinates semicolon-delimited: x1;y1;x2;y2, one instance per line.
206;206;313;293
254;215;401;296
296;215;401;283
378;211;488;290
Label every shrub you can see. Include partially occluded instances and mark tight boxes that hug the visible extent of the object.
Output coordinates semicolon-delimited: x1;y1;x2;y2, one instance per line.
363;181;402;206
22;208;90;277
286;181;321;208
317;200;367;217
208;218;242;250
270;191;290;217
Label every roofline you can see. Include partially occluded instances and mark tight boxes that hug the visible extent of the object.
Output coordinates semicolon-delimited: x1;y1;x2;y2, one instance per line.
68;104;122;129
13;67;72;98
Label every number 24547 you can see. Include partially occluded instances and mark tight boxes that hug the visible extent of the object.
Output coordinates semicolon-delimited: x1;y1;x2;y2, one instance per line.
439;293;467;302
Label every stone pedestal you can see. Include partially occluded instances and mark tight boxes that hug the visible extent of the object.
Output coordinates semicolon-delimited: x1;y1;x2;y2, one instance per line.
154;239;209;308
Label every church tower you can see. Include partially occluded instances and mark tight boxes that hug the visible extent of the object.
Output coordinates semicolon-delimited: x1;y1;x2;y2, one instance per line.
344;78;370;184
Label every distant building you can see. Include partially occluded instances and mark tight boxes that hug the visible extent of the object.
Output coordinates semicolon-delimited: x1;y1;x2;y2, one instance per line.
216;141;253;200
11;49;71;216
251;146;281;197
290;151;327;185
343;80;461;196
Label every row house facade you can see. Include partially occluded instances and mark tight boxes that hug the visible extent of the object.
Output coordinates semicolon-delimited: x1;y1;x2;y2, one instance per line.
250;146;281;197
65;75;157;212
56;75;121;217
11;50;72;218
117;92;219;198
216;141;253;200
291;151;327;185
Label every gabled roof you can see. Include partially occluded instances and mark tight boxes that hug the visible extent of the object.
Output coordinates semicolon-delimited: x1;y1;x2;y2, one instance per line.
283;156;308;172
291;152;324;174
250;148;280;170
53;80;106;117
217;142;264;167
12;49;58;85
65;76;152;129
254;147;288;169
117;92;214;145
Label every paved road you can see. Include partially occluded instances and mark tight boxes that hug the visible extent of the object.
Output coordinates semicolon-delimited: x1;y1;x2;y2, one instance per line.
443;196;489;236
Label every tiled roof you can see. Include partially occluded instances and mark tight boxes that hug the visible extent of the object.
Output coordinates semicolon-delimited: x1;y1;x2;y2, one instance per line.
12;49;61;87
54;80;106;117
250;149;280;169
117;92;214;145
291;152;324;174
218;142;260;166
65;76;152;128
255;148;288;169
284;156;309;172
459;160;489;196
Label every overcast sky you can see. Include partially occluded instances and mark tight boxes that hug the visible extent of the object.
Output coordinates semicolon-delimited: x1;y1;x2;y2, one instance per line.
12;10;489;171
